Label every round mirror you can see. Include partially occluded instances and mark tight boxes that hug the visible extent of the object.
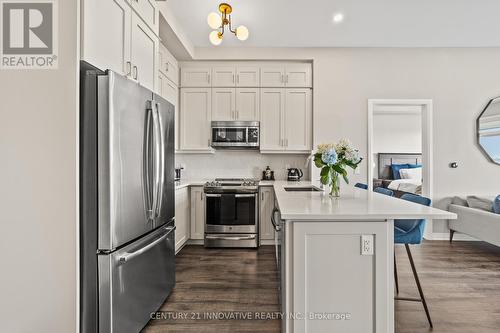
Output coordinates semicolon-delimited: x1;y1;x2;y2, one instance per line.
478;97;500;165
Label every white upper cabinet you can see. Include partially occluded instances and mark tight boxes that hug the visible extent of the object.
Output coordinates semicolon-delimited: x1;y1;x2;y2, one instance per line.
260;88;284;151
261;67;285;87
285;63;312;88
284;89;312;151
82;0;159;91
82;0;131;75
212;88;236;121
128;0;158;34
236;88;260;121
180;88;212;151
181;67;212;87
260;88;312;153
237;67;260;87
130;13;158;91
212;67;236;87
158;43;179;85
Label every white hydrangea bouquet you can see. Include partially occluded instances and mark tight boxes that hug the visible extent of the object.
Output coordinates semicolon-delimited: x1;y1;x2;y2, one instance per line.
312;139;362;197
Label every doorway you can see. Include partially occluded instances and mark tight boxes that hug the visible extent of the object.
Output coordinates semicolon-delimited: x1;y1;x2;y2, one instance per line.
368;99;433;238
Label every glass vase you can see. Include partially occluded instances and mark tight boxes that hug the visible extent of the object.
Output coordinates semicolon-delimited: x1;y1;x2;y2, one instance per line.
329;171;340;197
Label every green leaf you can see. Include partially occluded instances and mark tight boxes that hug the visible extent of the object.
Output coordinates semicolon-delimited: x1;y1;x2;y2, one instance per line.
314;157;325;168
320;166;330;177
320;166;330;184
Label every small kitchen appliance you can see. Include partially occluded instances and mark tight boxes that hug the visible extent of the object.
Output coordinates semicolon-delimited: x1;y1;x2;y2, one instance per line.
210;121;259;149
287;168;303;181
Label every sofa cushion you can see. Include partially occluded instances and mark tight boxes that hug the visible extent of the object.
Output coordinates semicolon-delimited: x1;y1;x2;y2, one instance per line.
466;196;493;212
494;195;500;214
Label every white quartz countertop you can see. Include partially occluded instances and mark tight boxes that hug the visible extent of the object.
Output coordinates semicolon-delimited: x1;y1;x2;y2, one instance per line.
273;181;458;221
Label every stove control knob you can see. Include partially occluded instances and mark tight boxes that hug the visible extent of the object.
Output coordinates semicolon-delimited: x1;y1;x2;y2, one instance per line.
205;181;211;187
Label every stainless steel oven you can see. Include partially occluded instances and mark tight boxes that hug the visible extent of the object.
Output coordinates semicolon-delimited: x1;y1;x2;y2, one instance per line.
211;121;259;149
204;178;259;247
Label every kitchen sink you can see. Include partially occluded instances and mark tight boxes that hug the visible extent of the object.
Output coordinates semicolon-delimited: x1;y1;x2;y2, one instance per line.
284;186;322;192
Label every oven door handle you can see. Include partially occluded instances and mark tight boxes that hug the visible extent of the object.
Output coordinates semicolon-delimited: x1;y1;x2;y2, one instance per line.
205;234;256;241
235;194;256;198
205;194;222;197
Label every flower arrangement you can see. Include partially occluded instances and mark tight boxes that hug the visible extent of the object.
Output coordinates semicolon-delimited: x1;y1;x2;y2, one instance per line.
313;139;363;197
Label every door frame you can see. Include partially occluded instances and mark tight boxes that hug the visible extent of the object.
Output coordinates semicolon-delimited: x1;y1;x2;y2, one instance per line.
367;99;433;239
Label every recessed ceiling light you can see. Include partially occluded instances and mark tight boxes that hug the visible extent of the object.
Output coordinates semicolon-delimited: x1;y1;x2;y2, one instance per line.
332;13;344;24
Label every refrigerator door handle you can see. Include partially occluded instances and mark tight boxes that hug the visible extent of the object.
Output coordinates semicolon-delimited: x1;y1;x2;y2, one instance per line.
143;103;154;221
154;102;165;220
118;226;176;263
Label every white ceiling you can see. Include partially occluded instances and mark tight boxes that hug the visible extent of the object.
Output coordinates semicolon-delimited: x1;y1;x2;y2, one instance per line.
167;0;500;47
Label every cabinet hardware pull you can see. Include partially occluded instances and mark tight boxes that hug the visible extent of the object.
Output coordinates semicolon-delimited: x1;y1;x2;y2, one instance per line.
166;63;169;72
233;74;235;83
125;61;131;76
237;74;239;84
133;65;138;80
200;192;203;201
208;73;211;84
286;74;289;83
261;192;264;201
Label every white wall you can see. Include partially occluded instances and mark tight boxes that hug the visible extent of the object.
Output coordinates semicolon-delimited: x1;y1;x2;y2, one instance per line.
373;112;422;176
194;47;500;234
176;151;309;180
0;0;79;332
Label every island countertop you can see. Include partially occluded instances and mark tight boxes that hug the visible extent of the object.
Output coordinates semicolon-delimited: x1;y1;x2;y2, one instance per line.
273;181;457;221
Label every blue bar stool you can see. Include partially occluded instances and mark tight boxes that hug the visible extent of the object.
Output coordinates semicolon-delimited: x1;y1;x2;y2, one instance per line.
394;193;433;328
354;183;368;189
374;187;394;196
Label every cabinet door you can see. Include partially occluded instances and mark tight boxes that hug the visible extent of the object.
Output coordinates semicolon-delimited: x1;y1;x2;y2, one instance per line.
162;76;178;107
130;13;158;91
158;44;167;76
261;66;285;87
159;44;179;85
212;67;236;87
259;187;275;241
284;89;312;151
175;187;190;252
181;67;212;87
236;88;259;121
190;187;205;240
260;89;285;151
285;63;312;87
180;88;211;150
212;88;236;121
129;0;158;34
82;0;131;75
236;66;260;87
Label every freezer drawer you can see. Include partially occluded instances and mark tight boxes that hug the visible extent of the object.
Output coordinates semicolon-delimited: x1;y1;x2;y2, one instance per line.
98;224;175;333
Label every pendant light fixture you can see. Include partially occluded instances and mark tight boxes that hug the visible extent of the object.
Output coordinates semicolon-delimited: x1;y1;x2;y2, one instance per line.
207;3;249;45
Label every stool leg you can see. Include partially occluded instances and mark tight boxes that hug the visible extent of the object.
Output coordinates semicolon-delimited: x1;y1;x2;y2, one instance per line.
394;251;399;294
405;244;433;328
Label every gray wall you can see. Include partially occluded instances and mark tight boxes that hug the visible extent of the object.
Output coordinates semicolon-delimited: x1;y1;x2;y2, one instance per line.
195;47;500;234
0;0;79;331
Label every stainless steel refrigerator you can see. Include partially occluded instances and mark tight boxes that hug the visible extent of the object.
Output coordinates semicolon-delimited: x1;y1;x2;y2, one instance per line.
80;61;175;333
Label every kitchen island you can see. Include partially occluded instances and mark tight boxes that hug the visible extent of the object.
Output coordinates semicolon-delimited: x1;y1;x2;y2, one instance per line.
272;181;456;333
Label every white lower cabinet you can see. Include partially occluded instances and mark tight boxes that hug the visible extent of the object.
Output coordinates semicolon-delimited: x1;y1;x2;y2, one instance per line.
190;186;205;240
175;187;190;253
259;187;275;241
289;221;392;333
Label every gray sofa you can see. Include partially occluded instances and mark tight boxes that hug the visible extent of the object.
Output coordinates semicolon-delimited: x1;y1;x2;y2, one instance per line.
449;199;500;247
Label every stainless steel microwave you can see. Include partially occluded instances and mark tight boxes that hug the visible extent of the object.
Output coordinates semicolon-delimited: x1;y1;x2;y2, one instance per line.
211;121;259;149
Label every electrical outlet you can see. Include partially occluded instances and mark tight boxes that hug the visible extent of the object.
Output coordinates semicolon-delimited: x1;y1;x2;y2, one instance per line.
361;235;374;255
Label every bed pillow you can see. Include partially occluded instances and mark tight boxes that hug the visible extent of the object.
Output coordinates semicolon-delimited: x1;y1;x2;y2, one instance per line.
466;196;493;212
391;164;409;180
451;196;468;207
399;167;422;180
407;163;422;169
494;195;500;214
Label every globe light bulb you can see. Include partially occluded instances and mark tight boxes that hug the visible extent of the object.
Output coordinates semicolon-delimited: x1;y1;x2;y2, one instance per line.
207;12;221;29
236;25;249;41
209;30;222;46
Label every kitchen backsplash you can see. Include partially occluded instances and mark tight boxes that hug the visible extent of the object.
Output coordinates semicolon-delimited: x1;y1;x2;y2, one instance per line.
175;151;311;180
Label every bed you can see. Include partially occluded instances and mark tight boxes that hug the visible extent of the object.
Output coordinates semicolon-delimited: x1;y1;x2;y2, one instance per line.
373;153;423;197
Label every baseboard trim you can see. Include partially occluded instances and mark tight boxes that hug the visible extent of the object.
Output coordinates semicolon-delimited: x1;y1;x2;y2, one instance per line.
428;232;479;241
260;239;276;246
187;239;204;245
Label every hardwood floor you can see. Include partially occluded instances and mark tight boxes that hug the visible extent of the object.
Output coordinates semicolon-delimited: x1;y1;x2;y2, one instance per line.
142;241;500;333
